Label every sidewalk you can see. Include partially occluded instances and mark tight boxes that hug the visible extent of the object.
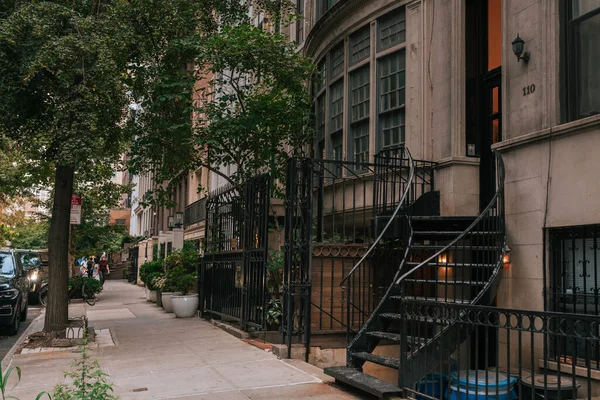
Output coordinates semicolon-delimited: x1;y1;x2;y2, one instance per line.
5;281;364;399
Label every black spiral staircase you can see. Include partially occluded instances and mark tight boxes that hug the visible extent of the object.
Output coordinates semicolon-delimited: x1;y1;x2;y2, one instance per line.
324;147;506;398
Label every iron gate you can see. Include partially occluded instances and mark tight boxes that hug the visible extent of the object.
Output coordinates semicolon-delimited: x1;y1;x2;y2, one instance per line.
201;174;271;331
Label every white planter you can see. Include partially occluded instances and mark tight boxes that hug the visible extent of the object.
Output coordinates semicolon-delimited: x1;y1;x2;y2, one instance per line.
161;292;182;313
171;294;199;318
148;290;157;303
145;287;151;302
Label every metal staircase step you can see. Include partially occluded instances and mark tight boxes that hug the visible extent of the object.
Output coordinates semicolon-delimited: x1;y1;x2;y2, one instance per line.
404;279;488;286
411;244;499;251
324;366;403;398
366;331;403;343
352;351;400;369
405;261;496;268
391;295;472;304
413;230;500;236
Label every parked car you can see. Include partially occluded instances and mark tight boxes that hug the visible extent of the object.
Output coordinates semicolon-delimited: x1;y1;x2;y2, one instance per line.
0;249;29;335
13;249;47;301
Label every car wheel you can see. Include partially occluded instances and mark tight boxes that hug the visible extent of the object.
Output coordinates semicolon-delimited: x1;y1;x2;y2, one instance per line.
20;298;28;322
7;304;20;336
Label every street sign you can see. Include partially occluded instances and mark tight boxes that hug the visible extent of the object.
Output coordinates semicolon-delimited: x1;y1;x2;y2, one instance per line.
70;195;82;225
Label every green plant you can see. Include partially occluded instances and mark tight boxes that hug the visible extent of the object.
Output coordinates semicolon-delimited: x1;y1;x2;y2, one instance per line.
139;260;163;286
150;274;166;291
52;336;117;400
68;277;102;299
266;249;284;299
264;299;282;328
166;266;198;295
0;360;50;400
145;272;163;291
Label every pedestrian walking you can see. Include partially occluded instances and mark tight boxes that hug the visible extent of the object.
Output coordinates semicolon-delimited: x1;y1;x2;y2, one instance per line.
98;255;109;285
86;256;94;279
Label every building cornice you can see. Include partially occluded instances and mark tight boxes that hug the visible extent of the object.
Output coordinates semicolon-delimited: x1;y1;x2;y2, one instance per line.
434;156;480;169
492;114;600;152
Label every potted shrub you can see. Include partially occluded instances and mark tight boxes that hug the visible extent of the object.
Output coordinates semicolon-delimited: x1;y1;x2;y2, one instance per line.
170;266;199;318
146;271;162;303
152;274;166;308
139;260;163;301
161;247;196;313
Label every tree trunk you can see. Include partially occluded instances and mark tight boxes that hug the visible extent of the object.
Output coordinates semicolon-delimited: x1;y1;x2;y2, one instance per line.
44;165;74;333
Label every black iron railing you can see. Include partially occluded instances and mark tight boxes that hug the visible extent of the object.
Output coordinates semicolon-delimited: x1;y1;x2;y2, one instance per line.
201;175;270;331
184;197;207;227
401;300;598;400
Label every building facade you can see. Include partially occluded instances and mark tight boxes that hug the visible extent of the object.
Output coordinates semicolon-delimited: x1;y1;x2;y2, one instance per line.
283;0;600;395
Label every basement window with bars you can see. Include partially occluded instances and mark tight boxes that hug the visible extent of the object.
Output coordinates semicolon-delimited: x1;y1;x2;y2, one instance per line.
549;224;600;368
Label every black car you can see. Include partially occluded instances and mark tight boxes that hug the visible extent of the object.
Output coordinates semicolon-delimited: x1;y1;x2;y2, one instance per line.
14;249;47;298
0;250;29;335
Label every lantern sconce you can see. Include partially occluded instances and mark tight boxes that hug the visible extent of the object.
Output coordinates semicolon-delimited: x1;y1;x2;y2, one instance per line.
503;245;512;266
512;34;530;64
167;216;175;230
438;252;448;265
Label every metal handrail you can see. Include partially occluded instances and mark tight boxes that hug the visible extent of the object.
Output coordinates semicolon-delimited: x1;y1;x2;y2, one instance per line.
394;149;506;296
339;146;415;287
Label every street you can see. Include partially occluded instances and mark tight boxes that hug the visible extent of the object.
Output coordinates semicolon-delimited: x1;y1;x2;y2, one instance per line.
0;305;40;362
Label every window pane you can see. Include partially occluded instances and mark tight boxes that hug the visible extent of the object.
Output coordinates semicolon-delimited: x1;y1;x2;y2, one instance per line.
350;26;370;65
577;13;600;117
331;132;343;162
378;51;405;113
316;94;326;141
315;59;326;93
572;0;600;17
330;81;344;133
296;0;305;43
350;66;370;123
351;120;370;165
378;7;406;51
330;43;345;78
380;110;405;149
0;254;15;276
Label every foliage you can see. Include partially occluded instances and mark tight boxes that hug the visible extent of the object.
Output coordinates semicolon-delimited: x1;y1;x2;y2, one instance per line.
0;224;16;247
11;220;48;250
145;272;163;291
165;266;197;295
150;274;167;292
73;224;128;259
68;276;102;299
0;360;50;400
266;248;284;299
52;337;117;400
264;299;283;328
139;260;163;286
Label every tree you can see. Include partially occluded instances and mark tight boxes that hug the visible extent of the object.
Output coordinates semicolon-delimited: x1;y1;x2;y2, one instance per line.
0;1;131;332
126;6;313;204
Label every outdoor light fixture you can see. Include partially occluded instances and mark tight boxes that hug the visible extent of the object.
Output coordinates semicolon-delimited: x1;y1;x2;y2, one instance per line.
168;216;175;230
503;245;512;266
175;211;184;228
512;34;530;63
438;253;448;265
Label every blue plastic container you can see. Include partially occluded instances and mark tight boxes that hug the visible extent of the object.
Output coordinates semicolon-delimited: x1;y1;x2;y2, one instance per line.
418;373;448;400
447;370;517;400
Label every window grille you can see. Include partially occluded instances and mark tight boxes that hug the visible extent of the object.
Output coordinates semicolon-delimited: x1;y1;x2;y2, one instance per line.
350;26;370;65
350;66;370;165
330;43;345;78
378;51;405;149
378;7;406;51
330;81;344;134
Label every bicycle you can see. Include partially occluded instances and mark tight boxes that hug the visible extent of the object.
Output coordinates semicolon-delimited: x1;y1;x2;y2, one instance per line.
39;279;97;307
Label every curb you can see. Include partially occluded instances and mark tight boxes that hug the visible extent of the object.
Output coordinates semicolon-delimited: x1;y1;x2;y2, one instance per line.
2;313;44;368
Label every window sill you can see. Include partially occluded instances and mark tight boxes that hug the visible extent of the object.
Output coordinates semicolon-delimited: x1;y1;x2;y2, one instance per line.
493;114;600;152
539;359;600;380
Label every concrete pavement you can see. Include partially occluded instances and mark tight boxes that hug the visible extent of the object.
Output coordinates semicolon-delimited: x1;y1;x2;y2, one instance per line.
4;280;365;399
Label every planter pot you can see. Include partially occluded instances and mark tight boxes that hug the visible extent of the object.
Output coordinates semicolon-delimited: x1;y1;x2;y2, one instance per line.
162;292;182;313
148;290;157;303
171;294;199;318
145;287;151;302
156;291;163;308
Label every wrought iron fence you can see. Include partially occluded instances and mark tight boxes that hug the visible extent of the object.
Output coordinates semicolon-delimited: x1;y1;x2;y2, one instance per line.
201;175;270;331
283;147;436;355
400;300;600;400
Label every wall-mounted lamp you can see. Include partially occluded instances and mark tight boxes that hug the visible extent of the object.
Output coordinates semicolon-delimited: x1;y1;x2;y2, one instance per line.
503;245;512;266
512;34;530;64
167;216;175;230
174;211;184;228
438;253;448;265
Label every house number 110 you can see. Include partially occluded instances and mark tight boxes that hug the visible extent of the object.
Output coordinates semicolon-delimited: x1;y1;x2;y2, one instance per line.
523;84;535;96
